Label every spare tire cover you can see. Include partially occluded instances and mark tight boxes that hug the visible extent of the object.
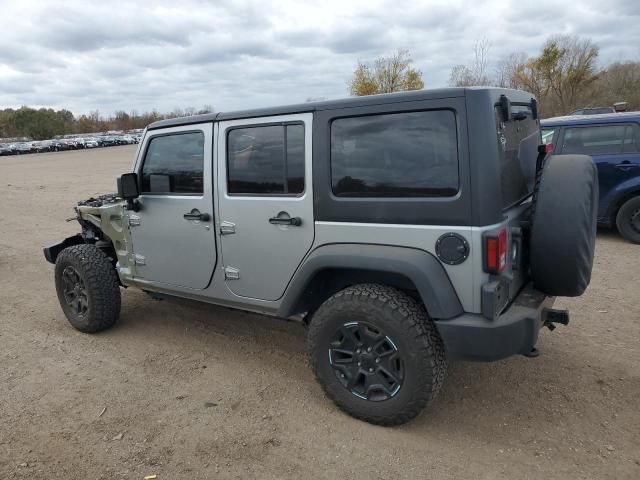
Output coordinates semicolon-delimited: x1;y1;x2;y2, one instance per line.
530;154;598;297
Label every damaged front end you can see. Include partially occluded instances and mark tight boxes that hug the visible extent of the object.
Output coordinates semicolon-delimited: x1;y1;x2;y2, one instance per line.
43;193;137;284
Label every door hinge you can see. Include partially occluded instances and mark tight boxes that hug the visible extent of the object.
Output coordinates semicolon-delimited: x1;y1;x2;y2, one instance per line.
128;214;141;227
133;254;146;266
220;221;236;235
224;266;240;280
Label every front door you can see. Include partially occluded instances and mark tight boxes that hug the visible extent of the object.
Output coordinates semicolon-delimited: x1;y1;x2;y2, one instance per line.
130;123;216;289
217;113;314;301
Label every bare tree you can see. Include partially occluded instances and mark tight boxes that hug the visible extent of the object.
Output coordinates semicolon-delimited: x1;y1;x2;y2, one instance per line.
449;38;492;87
494;52;528;89
349;49;424;96
591;61;640;110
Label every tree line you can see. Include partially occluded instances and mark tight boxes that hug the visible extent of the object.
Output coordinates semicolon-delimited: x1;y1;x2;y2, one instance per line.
448;35;640;117
0;105;213;141
350;36;640;118
4;34;638;141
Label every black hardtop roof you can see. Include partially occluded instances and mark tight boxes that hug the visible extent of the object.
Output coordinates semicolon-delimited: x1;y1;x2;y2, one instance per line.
147;86;530;130
147;88;463;130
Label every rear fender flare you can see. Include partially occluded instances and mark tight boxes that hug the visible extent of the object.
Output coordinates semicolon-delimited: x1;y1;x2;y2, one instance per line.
277;244;463;320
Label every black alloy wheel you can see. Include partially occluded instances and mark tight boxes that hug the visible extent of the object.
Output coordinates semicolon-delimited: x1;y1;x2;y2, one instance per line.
60;266;89;317
328;321;403;401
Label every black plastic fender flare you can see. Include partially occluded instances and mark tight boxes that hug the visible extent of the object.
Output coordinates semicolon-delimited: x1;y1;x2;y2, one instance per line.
277;243;464;320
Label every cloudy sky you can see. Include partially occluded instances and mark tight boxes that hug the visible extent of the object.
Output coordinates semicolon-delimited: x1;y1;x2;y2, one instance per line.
1;0;639;116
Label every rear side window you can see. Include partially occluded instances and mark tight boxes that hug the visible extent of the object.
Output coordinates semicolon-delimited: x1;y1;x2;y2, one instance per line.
562;125;629;155
330;110;459;197
496;104;539;208
227;124;304;195
141;132;204;195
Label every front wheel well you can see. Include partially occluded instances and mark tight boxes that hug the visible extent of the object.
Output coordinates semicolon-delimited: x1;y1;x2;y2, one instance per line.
291;269;421;324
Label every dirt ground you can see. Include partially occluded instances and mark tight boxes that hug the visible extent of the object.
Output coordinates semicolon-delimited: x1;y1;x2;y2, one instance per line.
0;145;639;480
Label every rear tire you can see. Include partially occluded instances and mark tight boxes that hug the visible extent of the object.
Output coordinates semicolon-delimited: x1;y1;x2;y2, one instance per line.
307;284;446;426
616;196;640;244
530;154;598;297
54;244;121;333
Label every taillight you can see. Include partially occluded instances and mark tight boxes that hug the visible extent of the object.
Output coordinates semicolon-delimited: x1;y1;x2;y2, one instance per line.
538;143;554;154
484;228;507;274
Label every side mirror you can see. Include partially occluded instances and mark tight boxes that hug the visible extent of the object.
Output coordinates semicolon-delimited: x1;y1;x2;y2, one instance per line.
117;173;140;211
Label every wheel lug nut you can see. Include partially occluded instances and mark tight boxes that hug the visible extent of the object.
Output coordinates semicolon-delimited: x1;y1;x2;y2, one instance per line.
375;358;380;363
367;347;372;352
369;368;374;372
357;362;361;366
356;349;361;354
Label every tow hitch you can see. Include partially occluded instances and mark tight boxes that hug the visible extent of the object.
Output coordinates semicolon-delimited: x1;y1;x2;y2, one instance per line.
544;308;570;331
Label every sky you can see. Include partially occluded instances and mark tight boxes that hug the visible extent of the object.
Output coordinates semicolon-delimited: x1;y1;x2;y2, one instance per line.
1;0;639;116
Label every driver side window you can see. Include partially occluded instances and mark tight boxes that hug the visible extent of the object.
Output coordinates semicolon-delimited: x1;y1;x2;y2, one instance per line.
141;131;205;195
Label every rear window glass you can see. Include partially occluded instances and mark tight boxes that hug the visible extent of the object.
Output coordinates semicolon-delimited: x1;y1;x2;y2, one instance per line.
496;105;540;208
330;110;459;197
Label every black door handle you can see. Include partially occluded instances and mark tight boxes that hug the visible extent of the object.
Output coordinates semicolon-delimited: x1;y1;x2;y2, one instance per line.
269;216;302;226
616;161;638;169
184;210;210;221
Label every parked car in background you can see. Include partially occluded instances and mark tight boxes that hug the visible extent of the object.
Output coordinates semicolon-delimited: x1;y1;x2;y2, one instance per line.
65;138;81;149
100;136;118;147
0;143;14;156
84;138;99;148
33;140;52;153
569;107;616;115
541;112;640;243
13;142;32;154
50;140;69;151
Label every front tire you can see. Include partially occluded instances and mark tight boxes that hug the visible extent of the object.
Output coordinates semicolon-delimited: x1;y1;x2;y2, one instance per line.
616;196;640;244
54;244;121;333
307;284;446;426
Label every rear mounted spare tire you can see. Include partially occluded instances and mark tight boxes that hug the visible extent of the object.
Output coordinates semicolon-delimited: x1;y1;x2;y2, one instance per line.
530;154;598;297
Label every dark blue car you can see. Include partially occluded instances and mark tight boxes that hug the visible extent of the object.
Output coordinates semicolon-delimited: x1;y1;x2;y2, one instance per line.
541;112;640;243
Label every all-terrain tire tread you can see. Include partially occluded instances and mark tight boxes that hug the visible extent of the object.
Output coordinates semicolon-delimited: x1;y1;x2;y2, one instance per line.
307;283;446;426
55;244;121;333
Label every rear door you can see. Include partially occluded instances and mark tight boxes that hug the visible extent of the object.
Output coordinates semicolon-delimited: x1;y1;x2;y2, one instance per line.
216;113;314;301
559;123;640;213
130;123;216;289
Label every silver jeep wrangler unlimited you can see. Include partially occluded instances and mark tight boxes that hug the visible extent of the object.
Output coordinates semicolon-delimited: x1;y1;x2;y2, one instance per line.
44;88;598;425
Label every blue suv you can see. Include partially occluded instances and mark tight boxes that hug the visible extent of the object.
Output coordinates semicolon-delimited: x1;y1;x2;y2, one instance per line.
541;112;640;243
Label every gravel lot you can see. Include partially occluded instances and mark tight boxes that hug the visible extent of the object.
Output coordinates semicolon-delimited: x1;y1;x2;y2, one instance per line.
1;146;639;479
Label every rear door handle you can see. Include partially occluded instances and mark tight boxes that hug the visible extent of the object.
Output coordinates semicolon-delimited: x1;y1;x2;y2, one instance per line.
184;209;210;221
269;216;302;226
615;161;639;169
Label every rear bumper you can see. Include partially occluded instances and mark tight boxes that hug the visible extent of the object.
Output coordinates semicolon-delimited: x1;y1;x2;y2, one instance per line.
434;285;557;361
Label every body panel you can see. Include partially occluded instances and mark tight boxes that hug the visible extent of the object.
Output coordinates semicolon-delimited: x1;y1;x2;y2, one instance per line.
71;88;539;322
129;122;217;289
216;113;315;301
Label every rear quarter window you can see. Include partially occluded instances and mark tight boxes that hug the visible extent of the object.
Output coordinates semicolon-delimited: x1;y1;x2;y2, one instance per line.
562;124;639;155
330;110;459;197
